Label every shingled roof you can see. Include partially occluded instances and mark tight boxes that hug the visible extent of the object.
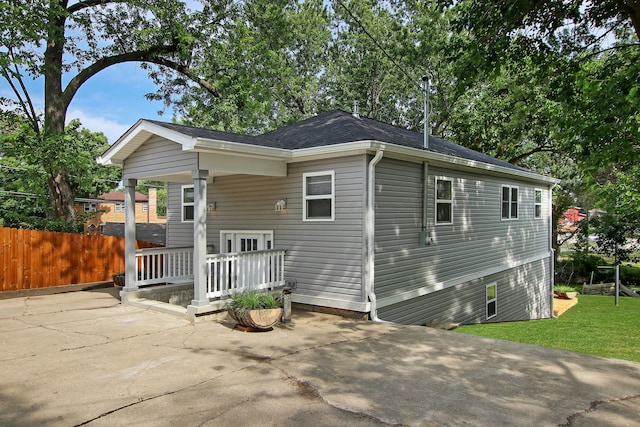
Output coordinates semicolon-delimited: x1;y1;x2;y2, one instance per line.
147;110;526;172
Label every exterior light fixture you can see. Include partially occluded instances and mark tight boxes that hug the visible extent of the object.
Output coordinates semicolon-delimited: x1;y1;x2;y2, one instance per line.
275;199;287;212
207;202;216;213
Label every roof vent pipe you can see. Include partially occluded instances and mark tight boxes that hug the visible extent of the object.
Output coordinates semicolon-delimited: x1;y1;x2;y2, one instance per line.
421;75;430;149
352;100;360;118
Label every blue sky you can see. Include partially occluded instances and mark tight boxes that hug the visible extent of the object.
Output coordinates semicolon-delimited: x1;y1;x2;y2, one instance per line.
17;62;172;144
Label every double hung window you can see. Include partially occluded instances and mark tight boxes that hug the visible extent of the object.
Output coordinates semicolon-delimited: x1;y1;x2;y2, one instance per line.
534;189;542;219
303;171;334;221
501;185;519;220
182;185;194;222
435;178;453;224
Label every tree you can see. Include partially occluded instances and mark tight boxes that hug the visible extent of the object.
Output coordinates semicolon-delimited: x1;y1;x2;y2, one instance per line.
176;0;331;133
0;113;121;230
1;0;232;221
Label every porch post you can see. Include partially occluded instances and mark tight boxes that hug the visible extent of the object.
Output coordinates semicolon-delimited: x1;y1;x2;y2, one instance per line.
191;170;209;306
123;179;138;292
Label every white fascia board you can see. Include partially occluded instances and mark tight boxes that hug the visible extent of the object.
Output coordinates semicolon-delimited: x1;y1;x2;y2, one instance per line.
97;120;198;166
193;138;291;160
289;140;559;185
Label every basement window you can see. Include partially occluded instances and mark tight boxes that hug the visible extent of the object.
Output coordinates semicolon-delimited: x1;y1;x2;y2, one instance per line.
486;283;497;320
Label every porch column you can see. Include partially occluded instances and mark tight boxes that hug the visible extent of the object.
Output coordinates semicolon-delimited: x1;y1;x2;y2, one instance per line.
123;179;138;292
191;170;209;306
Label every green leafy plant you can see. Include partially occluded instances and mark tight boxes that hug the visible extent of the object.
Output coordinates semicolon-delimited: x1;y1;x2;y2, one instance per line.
554;285;579;293
228;291;281;312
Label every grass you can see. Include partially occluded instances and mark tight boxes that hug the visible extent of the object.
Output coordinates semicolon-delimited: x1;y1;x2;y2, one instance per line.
455;295;640;363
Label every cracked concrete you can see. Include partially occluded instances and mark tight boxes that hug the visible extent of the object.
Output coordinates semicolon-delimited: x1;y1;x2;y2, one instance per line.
1;288;640;426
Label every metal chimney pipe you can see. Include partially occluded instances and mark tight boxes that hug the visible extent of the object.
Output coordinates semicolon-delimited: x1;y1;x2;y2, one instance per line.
422;76;430;149
352;100;360;118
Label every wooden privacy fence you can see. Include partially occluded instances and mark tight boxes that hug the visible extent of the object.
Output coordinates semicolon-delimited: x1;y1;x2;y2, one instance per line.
0;227;161;292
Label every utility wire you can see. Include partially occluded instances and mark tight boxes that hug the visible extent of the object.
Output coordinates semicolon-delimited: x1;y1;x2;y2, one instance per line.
334;0;421;87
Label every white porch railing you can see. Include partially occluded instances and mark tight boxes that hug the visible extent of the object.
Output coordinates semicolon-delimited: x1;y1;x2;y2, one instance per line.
135;247;286;298
206;249;286;298
135;247;194;286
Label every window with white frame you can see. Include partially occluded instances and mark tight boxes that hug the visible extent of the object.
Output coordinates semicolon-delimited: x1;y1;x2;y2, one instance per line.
114;202;125;213
501;185;519;219
486;283;497;319
182;185;194;222
83;202;96;213
435;178;453;224
303;171;334;221
534;189;542;219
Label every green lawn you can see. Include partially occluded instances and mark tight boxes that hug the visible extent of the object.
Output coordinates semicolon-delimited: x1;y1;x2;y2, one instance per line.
455;295;640;363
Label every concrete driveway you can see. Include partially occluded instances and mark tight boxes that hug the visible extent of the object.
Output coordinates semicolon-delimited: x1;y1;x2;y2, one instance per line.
1;288;639;427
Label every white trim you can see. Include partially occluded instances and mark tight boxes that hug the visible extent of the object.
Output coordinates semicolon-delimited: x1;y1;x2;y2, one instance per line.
435;177;453;225
375;251;552;309
302;170;335;221
290;141;559;185
486;282;497;320
181;184;194;223
501;185;519;220
292;293;371;312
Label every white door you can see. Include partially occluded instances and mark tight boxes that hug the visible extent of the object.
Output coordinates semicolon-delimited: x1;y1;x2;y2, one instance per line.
220;231;274;290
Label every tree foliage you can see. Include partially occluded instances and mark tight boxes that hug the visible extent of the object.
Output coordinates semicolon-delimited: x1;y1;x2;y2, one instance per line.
1;0;233;221
0;113;120;230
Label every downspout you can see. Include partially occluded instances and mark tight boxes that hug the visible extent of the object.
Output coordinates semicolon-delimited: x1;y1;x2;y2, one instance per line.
366;150;384;321
549;183;558;318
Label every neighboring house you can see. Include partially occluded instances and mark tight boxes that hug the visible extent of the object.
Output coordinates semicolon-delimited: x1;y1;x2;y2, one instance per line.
559;207;605;234
75;189;165;238
98;110;559;324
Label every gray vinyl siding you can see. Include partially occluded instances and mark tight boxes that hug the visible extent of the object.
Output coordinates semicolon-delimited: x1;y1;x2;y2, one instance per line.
123;136;198;180
377;257;551;325
167;155;367;304
374;157;552;324
166;183;195;247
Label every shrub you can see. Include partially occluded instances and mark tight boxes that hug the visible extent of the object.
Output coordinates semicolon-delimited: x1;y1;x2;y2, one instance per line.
228;291;280;311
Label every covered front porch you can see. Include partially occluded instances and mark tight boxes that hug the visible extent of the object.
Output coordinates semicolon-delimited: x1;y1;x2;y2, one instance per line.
99;120;292;320
119;246;287;319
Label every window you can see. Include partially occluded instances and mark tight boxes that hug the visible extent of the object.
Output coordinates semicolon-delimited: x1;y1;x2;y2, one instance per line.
435;178;453;224
182;185;194;222
486;283;497;319
303;171;334;221
501;185;518;219
534;189;542;219
114;203;125;213
83;203;96;213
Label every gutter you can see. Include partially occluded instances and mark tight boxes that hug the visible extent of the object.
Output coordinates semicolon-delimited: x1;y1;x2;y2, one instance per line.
365;150;384;322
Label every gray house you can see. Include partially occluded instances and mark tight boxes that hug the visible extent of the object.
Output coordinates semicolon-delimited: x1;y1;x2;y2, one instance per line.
99;110;559;324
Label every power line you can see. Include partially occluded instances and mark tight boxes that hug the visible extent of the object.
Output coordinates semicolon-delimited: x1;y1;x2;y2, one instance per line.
334;0;421;87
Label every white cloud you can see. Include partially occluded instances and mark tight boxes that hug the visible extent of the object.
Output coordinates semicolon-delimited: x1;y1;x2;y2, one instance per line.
66;109;131;144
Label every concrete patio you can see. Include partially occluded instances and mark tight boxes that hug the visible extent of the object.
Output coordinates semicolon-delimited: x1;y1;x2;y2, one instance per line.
1;288;639;426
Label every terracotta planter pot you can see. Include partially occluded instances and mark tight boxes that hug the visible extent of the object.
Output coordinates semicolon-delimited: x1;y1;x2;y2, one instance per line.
228;307;283;330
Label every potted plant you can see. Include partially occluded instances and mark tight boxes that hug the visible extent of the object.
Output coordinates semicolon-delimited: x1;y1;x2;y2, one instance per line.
554;285;578;300
112;272;125;287
227;290;283;330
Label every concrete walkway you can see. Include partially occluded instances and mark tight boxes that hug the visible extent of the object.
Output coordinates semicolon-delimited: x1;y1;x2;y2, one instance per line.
1;288;639;427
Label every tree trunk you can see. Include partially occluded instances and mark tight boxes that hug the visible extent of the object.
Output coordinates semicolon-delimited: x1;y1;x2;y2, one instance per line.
44;1;77;222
